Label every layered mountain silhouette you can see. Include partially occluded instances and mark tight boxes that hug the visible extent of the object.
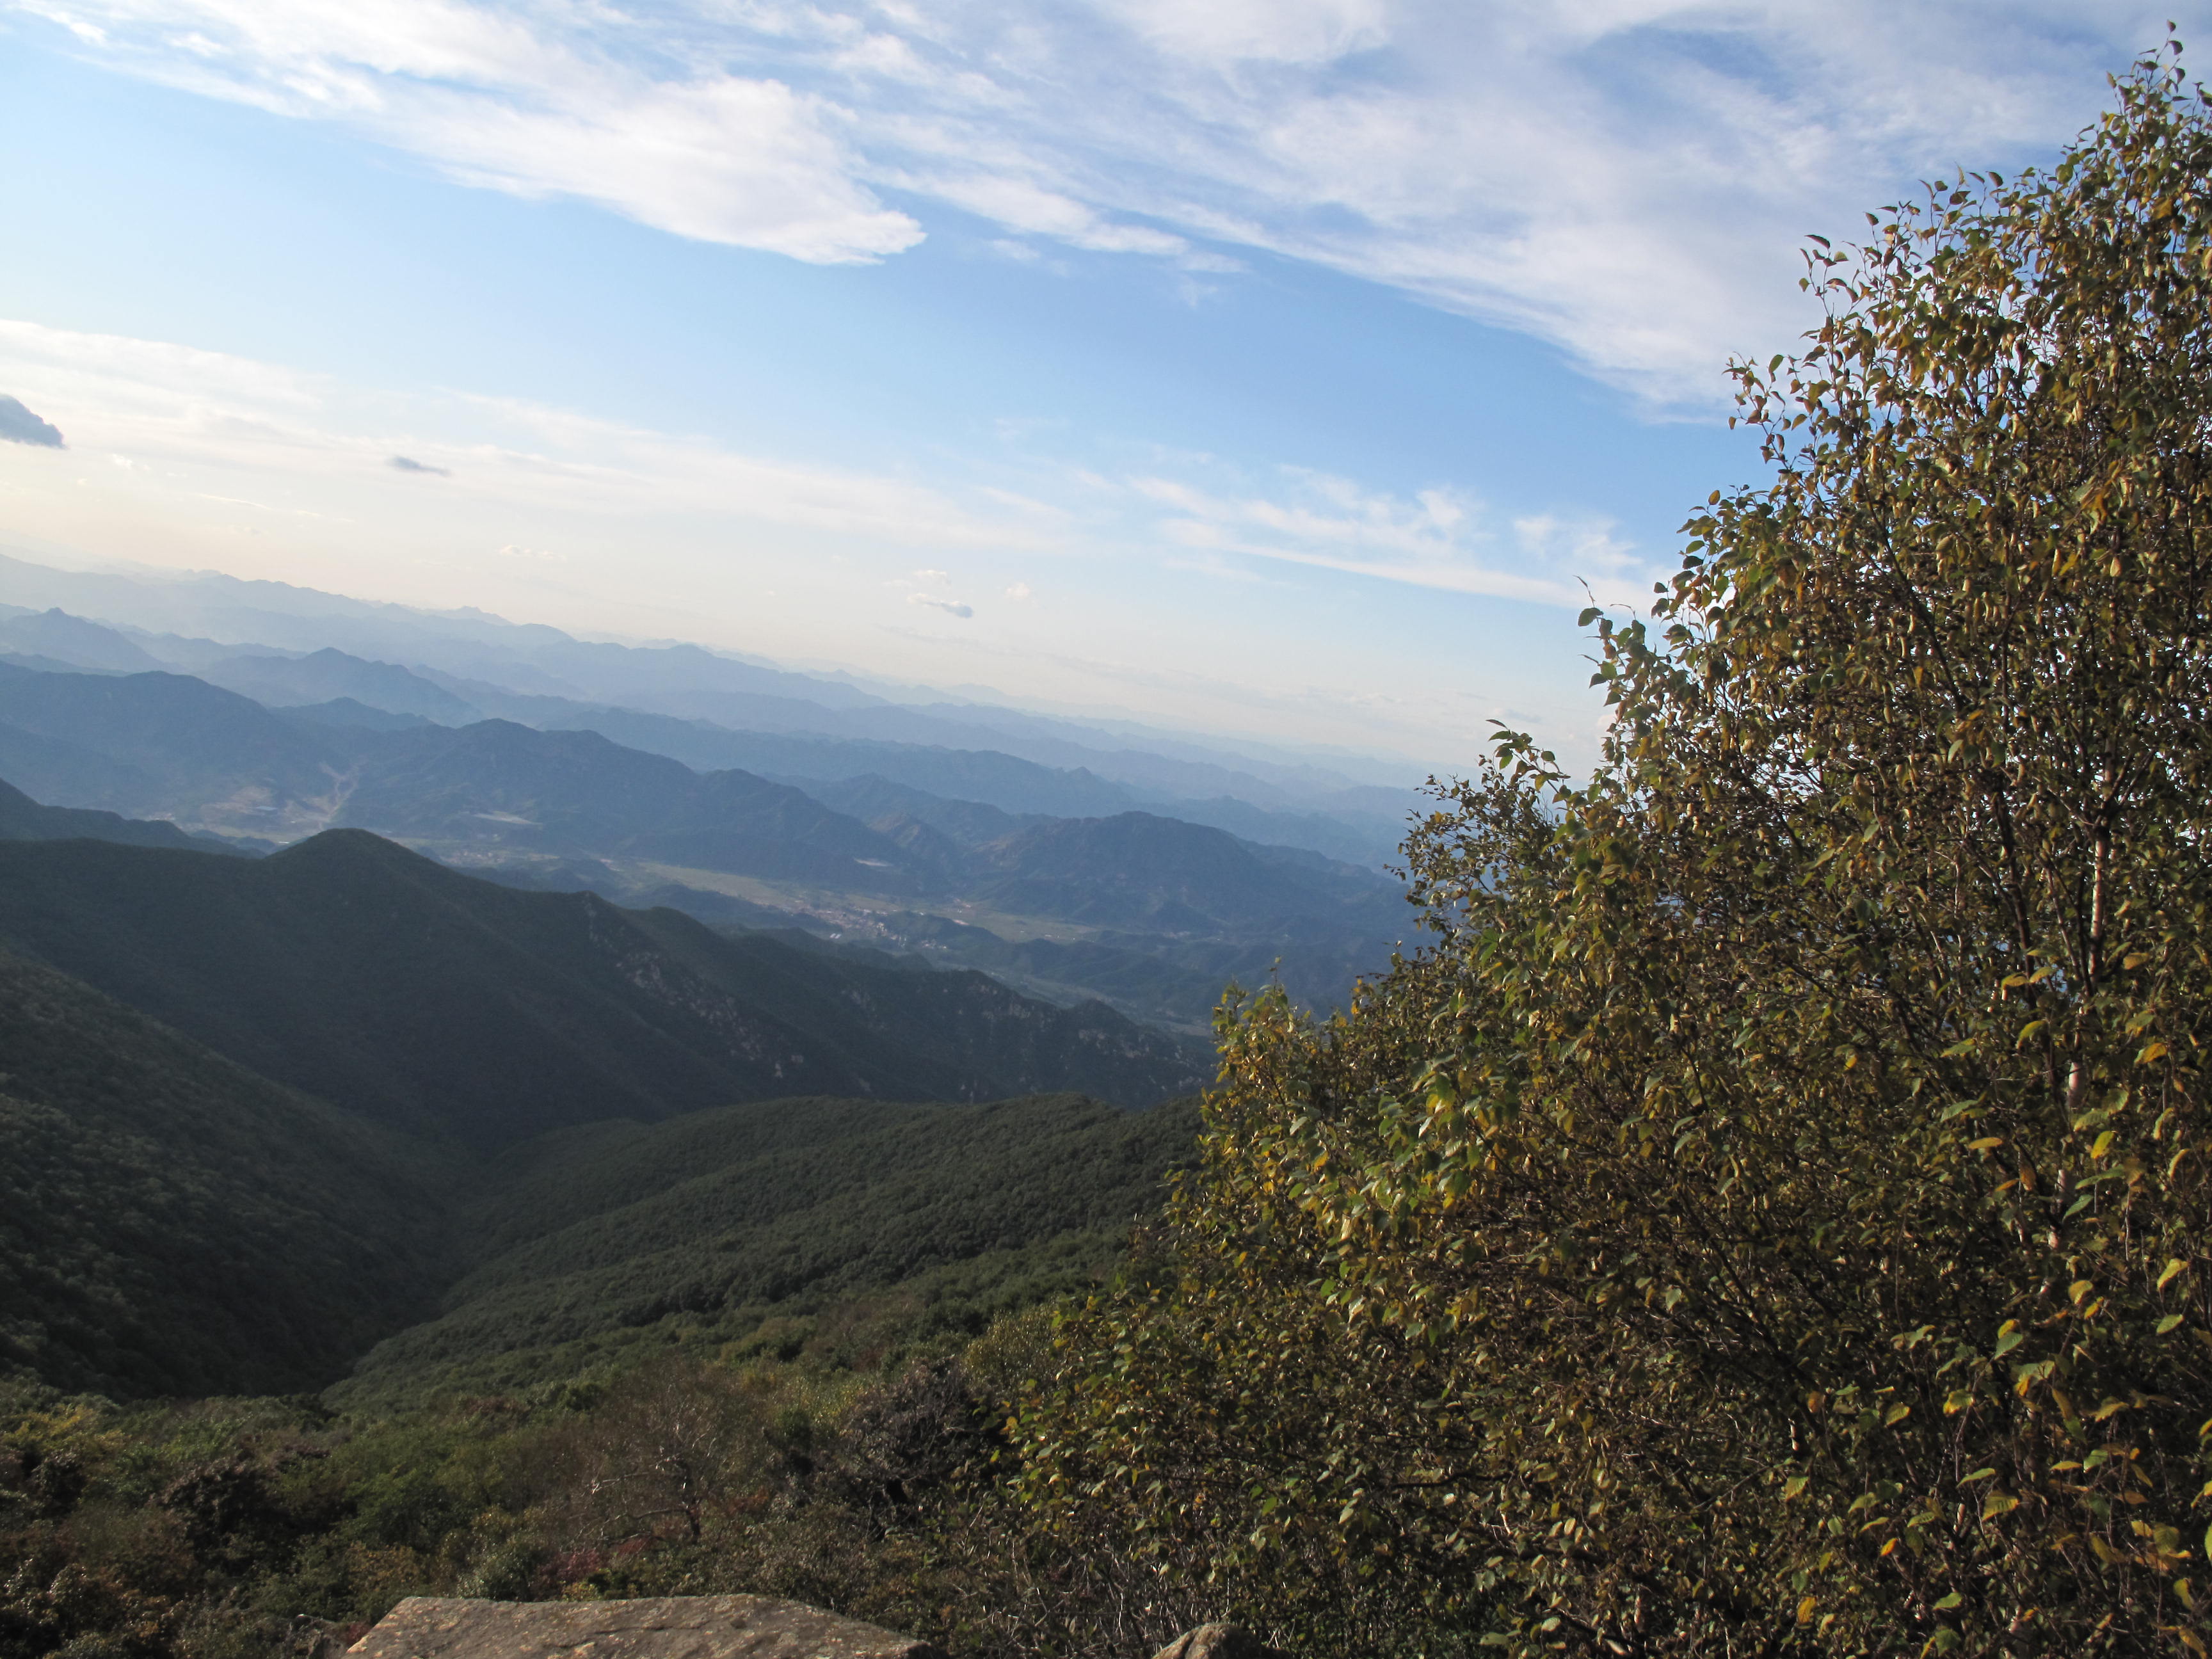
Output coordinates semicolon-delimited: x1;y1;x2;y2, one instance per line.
0;557;1431;1406
0;662;342;831
338;719;927;891
0;605;166;672
199;645;481;722
0;557;1420;858
0;664;1407;1019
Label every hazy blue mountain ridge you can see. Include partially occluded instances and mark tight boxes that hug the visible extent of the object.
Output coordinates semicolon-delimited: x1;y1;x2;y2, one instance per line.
331;719;934;893
0;657;1411;1022
278;696;438;732
200;645;483;721
0;662;344;830
0;605;165;672
0;551;1420;851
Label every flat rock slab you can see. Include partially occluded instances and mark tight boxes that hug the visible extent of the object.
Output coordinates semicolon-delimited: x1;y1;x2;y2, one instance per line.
349;1597;946;1659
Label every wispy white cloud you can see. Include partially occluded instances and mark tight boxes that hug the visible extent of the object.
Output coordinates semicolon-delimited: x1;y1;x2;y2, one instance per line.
12;0;922;262
0;316;1647;609
1130;465;1647;604
0;314;1629;763
11;0;2188;399
0;316;1049;548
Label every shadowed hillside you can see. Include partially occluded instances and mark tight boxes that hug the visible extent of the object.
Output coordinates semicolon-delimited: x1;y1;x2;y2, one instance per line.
337;1091;1203;1404
0;950;451;1397
0;774;225;852
0;831;1207;1149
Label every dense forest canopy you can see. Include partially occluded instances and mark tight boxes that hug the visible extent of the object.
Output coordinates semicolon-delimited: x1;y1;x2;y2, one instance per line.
1014;45;2212;1659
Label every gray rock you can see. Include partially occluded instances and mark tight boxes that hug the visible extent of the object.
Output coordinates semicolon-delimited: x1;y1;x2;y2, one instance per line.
346;1596;946;1659
289;1616;360;1659
1149;1626;1286;1659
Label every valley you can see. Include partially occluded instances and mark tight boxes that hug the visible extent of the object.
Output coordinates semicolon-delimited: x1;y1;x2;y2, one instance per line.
0;550;1416;1657
0;561;1420;1030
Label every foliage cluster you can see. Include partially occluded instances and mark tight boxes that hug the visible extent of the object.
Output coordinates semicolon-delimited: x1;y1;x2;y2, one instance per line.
1013;47;2212;1659
0;1327;1185;1659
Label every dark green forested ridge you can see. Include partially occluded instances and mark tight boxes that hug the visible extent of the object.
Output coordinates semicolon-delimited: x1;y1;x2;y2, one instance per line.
0;950;452;1398
0;776;221;853
0;830;1206;1149
337;1092;1203;1406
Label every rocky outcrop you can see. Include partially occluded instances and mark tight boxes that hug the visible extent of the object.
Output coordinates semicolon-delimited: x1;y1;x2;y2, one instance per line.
346;1596;947;1659
1149;1626;1287;1659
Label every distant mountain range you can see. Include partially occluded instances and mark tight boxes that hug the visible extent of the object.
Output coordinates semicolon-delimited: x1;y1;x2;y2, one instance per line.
0;549;1428;860
0;550;1436;1408
0;650;1412;1025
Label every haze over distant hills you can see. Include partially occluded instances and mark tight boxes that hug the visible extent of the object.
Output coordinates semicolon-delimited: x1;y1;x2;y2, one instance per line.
0;551;1427;1026
0;549;1415;1404
0;549;1427;857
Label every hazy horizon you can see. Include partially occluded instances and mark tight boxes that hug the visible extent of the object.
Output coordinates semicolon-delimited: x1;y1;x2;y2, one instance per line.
1;2;2195;773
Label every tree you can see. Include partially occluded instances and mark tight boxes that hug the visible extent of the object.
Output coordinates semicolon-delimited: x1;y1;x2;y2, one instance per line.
1015;44;2212;1659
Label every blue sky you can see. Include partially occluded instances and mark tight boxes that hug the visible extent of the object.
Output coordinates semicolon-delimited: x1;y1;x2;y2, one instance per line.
0;1;2195;772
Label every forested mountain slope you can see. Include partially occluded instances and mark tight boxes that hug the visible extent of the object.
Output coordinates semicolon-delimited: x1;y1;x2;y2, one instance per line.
0;950;451;1397
339;1092;1203;1404
0;774;218;851
0;831;1206;1149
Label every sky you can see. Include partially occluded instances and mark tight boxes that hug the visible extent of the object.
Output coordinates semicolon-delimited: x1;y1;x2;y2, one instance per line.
0;1;2198;774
